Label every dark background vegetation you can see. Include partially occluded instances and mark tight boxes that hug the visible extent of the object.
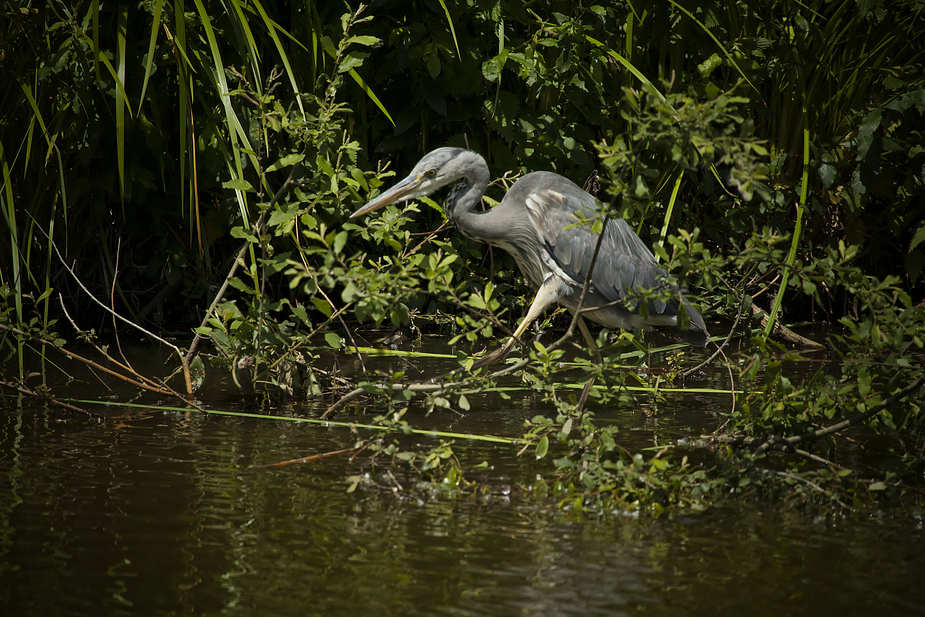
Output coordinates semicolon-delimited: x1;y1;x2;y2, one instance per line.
2;0;923;331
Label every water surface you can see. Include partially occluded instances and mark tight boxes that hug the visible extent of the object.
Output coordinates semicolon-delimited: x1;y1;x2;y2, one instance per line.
1;342;923;616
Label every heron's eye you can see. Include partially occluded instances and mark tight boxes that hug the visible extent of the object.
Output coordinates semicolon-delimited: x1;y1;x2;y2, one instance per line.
425;169;437;178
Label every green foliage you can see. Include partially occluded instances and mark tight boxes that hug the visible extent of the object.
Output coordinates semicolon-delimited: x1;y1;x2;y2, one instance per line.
346;404;474;497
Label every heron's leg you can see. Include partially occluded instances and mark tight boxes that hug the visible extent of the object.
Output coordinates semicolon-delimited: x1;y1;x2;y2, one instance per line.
471;276;562;368
573;316;599;411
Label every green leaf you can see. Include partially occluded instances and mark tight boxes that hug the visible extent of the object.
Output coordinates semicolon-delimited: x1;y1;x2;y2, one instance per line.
266;153;305;172
316;155;335;178
869;482;887;491
268;204;300;227
228;277;255;295
223;178;254;192
535;435;549;459
858;367;871;397
427;46;441;79
467;294;486;310
482;50;508;82
910;223;925;252
818;152;837;188
856;109;882;160
338;52;367;74
325;331;344;349
333;231;348;254
561;417;572;436
311;297;333;317
341;280;358;303
291;304;311;326
230;226;258;242
346;35;380;47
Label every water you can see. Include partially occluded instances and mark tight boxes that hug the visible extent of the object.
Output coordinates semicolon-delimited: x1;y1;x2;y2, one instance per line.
2;342;924;616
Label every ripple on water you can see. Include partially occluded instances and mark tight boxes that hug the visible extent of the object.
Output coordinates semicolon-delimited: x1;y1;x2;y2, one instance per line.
1;404;924;617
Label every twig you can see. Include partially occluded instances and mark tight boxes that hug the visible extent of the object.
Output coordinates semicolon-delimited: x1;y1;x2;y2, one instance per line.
47;235;195;394
56;297;185;397
681;279;748;378
0;379;103;419
110;238;135;373
793;447;845;470
755;374;925;454
251;447;357;469
558;214;611;352
775;470;849;510
751;303;823;348
322;386;368;419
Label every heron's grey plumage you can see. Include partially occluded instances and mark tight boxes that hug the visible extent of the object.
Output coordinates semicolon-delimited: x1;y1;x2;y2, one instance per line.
351;147;709;347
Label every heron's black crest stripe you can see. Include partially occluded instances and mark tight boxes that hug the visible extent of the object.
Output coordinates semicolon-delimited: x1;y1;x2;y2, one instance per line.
543;239;585;285
445;179;471;217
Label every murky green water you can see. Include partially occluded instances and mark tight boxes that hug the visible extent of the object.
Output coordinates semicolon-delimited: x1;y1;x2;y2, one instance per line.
2;343;924;616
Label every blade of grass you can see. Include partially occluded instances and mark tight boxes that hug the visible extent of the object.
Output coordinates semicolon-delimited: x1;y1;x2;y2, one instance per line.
348;68;394;126
192;0;253;223
249;0;307;114
666;0;759;96
116;5;128;204
655;169;684;260
0;143;24;378
228;0;264;93
70;400;525;445
437;0;461;58
77;31;134;119
138;0;164;105
765;100;810;337
585;35;665;103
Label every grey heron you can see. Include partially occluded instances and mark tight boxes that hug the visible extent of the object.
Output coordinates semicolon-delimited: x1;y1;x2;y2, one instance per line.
350;147;709;361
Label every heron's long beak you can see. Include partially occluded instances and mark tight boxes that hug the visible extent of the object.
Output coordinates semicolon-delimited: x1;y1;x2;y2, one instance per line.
350;175;422;218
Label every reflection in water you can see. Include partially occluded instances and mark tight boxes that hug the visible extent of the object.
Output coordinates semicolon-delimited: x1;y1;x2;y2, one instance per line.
1;402;924;616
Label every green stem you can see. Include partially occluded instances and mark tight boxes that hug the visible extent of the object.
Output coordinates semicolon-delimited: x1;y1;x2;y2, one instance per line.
764;101;810;338
656;169;683;260
70;399;524;445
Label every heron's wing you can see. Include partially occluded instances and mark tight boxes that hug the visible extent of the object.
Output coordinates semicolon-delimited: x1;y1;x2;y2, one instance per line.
522;179;671;313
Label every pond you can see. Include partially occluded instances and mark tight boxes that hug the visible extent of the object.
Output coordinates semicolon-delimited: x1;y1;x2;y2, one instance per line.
1;340;924;616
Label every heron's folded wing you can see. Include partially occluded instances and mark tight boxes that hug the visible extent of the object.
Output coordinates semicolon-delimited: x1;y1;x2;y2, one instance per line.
524;183;670;313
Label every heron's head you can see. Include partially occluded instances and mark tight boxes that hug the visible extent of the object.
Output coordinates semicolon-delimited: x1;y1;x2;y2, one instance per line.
350;147;483;218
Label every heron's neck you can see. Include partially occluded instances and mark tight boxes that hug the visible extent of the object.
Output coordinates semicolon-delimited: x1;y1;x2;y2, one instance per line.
445;153;490;229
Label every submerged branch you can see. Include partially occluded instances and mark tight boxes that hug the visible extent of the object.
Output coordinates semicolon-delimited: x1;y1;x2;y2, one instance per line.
1;322;179;398
0;378;102;419
751;303;823;348
706;374;925;455
753;373;925;455
251;447;357;469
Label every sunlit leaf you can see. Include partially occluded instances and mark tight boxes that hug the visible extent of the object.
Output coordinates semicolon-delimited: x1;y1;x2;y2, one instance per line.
325;331;344;349
535;435;549;459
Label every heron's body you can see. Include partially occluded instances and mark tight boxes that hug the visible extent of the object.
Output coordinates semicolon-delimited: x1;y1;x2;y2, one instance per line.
352;148;709;349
